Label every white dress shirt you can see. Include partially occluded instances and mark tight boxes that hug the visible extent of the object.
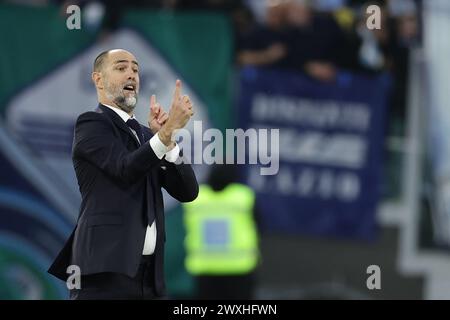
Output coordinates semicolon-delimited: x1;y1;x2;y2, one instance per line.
102;104;179;255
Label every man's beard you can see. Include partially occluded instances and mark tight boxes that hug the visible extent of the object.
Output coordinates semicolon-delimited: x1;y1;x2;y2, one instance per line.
104;80;138;113
114;95;137;113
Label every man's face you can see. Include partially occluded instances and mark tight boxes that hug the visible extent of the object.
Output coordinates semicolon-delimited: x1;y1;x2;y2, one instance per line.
101;50;140;113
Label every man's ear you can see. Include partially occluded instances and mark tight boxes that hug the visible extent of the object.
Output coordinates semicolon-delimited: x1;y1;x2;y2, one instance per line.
92;72;104;89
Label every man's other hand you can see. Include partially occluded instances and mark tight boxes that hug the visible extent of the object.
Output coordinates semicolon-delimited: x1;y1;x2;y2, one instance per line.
148;95;169;134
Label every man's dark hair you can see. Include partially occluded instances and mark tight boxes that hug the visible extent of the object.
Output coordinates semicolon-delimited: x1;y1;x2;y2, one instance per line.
93;50;111;72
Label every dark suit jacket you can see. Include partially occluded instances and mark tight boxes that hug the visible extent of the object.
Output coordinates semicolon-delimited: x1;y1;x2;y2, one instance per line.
48;104;198;296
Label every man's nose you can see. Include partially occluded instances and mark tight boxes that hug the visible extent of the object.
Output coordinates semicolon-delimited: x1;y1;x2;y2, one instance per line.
127;72;136;81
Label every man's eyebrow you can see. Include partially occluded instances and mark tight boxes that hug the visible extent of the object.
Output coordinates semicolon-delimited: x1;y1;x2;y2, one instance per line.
113;59;139;66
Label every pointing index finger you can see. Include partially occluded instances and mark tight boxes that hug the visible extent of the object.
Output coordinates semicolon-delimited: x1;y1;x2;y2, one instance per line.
150;95;156;109
173;79;182;102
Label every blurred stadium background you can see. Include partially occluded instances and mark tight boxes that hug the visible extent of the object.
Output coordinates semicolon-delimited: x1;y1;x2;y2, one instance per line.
2;0;450;300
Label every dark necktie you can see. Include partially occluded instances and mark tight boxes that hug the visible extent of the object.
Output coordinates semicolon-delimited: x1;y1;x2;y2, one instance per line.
126;118;144;145
126;118;155;225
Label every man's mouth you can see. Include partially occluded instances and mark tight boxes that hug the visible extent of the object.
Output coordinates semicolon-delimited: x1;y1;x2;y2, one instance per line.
123;84;136;93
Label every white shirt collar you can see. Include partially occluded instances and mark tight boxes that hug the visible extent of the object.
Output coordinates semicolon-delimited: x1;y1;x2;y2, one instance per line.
102;103;135;122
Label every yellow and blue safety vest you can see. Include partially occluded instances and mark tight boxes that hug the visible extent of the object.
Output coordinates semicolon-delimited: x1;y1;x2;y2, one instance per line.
183;183;259;275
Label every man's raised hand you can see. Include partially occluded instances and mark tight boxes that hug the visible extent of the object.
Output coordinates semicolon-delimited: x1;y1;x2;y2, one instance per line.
148;94;169;134
169;80;194;129
158;80;194;146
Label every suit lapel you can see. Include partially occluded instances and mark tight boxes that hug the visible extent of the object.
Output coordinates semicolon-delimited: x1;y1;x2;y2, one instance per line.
97;104;140;148
142;126;154;141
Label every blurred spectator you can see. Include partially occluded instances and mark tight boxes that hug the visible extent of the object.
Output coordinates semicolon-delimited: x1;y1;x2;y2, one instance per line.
388;0;419;47
348;0;419;131
353;2;395;72
314;0;348;12
236;0;290;68
283;0;352;82
388;0;420;131
232;4;256;39
236;0;359;82
183;165;260;300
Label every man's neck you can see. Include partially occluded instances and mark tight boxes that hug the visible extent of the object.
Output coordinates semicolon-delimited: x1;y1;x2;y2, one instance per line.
99;99;133;117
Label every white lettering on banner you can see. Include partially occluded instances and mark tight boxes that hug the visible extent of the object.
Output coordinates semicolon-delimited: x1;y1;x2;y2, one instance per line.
279;130;367;169
251;125;367;169
252;94;371;131
247;167;360;201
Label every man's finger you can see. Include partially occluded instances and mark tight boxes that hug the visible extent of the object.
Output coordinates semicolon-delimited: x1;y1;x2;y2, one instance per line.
173;79;182;103
157;110;166;121
150;94;156;108
151;103;161;118
158;113;169;125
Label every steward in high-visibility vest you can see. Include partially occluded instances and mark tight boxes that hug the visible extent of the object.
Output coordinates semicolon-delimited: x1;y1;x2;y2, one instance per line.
183;183;259;276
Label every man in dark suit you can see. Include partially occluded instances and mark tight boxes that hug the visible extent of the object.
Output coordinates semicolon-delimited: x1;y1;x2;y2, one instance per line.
48;49;199;300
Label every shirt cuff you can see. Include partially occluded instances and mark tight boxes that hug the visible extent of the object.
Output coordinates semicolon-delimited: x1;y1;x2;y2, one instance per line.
149;134;169;159
165;143;180;163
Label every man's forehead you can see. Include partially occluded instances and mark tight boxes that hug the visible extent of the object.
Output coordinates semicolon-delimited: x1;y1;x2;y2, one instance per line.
106;50;138;65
